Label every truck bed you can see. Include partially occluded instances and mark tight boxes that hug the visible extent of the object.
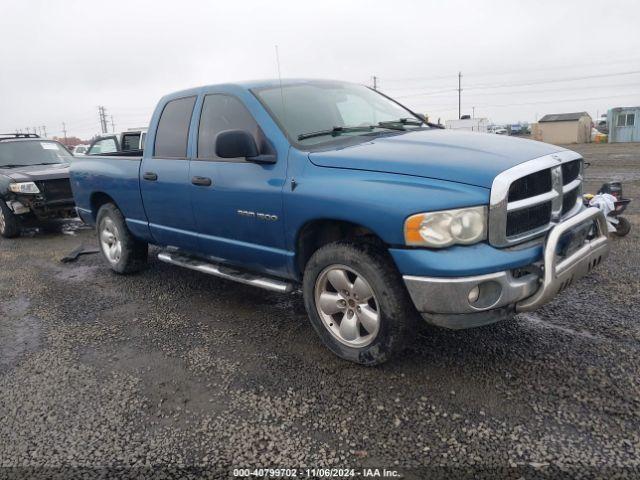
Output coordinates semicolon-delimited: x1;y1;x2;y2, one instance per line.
69;154;147;233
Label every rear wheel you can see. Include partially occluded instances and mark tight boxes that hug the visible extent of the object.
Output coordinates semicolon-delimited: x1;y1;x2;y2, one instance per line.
303;241;417;365
613;216;631;237
96;203;148;273
0;200;20;238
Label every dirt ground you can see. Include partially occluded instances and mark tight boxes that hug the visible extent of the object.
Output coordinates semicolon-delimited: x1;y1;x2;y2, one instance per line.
1;142;639;479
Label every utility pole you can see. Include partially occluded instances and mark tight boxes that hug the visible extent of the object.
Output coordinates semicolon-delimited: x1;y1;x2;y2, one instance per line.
110;115;115;132
373;75;378;91
458;71;462;120
98;106;108;134
62;122;68;144
472;106;475;119
41;126;47;138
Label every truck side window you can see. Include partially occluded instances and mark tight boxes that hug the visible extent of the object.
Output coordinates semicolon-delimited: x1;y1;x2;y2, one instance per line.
88;137;117;155
154;96;196;158
197;94;260;160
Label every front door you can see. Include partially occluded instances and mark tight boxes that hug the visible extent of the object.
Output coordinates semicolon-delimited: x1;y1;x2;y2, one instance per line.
189;93;289;276
140;95;199;251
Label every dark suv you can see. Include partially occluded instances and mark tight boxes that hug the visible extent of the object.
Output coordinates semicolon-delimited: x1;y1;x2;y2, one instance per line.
0;134;76;238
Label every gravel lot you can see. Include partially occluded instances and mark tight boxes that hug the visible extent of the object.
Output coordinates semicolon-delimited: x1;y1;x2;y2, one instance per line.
1;142;639;479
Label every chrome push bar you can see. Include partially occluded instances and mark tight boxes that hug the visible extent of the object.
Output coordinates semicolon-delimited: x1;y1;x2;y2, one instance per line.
516;207;610;312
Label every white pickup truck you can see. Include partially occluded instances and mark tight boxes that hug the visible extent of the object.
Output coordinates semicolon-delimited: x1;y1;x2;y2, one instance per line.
86;128;148;155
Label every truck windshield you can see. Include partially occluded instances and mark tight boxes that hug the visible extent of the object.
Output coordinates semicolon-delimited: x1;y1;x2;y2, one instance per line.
0;140;73;167
253;81;425;146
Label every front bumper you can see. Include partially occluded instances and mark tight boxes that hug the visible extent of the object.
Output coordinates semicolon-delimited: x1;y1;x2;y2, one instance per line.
403;207;610;329
8;196;76;220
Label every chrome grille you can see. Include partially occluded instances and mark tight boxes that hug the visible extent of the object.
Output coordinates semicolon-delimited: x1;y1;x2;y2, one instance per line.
489;152;584;247
506;201;552;237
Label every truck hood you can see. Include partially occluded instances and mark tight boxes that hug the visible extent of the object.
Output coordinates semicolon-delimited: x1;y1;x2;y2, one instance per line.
0;163;70;182
308;129;566;188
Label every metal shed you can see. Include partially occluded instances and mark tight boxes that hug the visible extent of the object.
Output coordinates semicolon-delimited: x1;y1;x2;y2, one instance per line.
531;112;592;144
607;107;639;143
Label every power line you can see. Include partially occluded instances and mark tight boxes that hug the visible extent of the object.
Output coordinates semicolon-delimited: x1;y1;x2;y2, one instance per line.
380;56;640;85
403;80;640;101
414;91;640;112
393;70;640;99
465;70;640;91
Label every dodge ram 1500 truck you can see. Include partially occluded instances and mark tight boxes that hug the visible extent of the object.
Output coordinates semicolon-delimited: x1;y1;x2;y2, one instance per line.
70;80;610;365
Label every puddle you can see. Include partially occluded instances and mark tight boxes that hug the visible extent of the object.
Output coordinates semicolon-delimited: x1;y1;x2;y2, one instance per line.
55;264;100;282
519;312;603;341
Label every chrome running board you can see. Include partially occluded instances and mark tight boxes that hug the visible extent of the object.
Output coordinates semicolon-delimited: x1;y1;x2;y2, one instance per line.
157;251;293;293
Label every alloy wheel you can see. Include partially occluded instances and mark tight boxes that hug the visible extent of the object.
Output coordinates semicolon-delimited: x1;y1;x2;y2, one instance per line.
314;264;380;347
100;217;122;264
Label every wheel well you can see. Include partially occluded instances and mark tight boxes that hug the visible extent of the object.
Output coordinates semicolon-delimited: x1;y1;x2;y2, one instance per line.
90;192;116;220
295;220;385;277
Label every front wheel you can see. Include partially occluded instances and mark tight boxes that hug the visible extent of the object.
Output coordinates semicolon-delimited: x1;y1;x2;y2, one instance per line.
96;203;148;274
303;241;417;365
0;200;20;238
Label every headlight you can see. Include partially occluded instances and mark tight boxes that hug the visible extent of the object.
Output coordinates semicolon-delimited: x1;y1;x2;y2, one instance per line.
9;182;40;194
404;206;487;248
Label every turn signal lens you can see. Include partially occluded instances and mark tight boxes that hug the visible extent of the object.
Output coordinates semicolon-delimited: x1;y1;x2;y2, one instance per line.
404;206;487;248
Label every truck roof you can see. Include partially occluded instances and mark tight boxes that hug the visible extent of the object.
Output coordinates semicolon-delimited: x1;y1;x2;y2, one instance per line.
165;78;356;98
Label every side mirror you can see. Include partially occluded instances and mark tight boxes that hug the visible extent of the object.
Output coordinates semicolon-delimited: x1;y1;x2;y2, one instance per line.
215;130;276;163
215;130;258;158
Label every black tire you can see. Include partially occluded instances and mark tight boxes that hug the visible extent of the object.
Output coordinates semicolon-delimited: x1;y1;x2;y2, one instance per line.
613;216;631;237
96;203;148;274
0;200;20;238
302;240;417;366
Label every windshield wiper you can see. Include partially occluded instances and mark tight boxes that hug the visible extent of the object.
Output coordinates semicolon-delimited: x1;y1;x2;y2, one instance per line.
0;164;27;168
298;125;376;141
378;117;425;129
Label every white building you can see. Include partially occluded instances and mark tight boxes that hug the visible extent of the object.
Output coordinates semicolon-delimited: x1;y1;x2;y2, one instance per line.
445;117;489;133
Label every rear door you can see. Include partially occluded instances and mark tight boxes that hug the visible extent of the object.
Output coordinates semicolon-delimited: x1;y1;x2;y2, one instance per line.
140;96;199;250
189;93;288;276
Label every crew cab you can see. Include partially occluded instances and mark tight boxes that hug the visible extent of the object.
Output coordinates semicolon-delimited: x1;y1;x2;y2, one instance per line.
0;134;76;238
69;80;610;365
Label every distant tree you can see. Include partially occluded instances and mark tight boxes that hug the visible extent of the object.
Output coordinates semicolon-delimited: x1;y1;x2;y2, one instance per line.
52;136;89;147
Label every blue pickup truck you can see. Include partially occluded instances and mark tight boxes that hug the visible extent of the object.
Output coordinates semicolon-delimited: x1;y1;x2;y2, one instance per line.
70;79;610;365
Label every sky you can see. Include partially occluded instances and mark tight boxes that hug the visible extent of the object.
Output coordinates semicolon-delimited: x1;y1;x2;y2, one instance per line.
0;0;639;140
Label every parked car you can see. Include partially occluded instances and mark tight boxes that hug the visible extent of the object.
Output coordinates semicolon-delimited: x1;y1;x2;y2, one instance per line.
70;80;610;365
73;144;90;156
0;134;76;238
492;128;508;135
86;128;147;155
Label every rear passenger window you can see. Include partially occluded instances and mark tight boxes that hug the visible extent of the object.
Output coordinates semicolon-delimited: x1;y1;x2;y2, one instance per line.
197;95;260;160
154;96;196;158
121;133;140;151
